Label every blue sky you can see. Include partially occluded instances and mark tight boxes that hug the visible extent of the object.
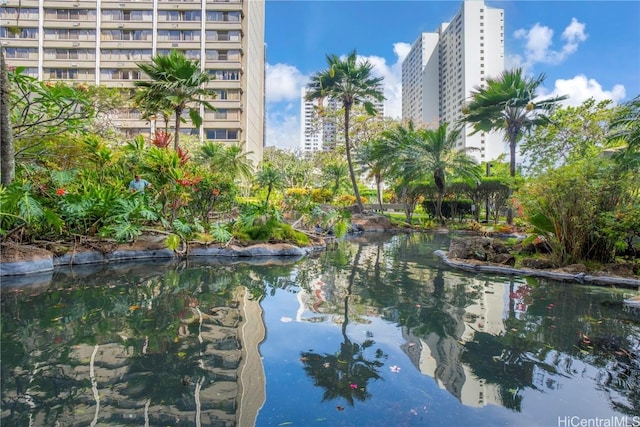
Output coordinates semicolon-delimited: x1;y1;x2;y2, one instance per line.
264;0;640;149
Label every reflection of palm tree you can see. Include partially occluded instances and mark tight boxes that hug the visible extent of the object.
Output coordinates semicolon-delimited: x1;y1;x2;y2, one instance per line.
300;242;385;405
461;331;541;411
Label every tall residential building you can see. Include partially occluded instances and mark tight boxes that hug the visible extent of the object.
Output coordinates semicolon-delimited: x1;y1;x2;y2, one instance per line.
402;0;505;162
0;0;265;165
299;87;338;153
300;87;385;153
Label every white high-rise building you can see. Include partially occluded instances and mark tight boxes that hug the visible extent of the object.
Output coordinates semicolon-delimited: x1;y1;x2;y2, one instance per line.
299;87;338;153
402;0;506;162
300;87;385;153
0;0;265;165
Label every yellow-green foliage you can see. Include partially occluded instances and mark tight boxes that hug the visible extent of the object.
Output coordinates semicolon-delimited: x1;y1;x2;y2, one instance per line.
311;188;333;203
238;218;310;246
335;194;356;207
193;232;215;243
285;188;309;198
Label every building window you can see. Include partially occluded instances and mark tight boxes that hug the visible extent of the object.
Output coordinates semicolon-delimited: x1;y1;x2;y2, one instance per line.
5;47;37;59
206;11;241;22
208;69;241;80
101;30;152;41
47;68;78;80
205;129;240;140
2;7;39;20
1;27;38;39
102;10;151;21
101;69;142;80
205;30;241;41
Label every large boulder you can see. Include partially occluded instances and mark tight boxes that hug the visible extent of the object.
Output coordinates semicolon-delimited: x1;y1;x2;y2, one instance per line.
448;236;515;266
350;212;394;232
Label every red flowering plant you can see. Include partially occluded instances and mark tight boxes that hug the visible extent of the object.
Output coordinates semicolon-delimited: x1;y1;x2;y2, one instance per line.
151;130;173;149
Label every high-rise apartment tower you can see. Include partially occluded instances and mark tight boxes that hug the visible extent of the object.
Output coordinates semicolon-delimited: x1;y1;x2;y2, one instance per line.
402;0;505;162
300;87;385;153
0;0;265;164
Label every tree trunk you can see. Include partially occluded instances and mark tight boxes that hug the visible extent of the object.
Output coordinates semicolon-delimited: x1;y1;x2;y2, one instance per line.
344;106;363;212
0;48;15;186
375;172;383;211
173;107;182;151
506;133;518;225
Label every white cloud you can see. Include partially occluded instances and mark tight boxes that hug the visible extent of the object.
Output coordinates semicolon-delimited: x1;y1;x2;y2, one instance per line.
265;63;308;103
264;63;308;149
541;75;626;107
265;103;300;149
514;18;588;71
356;42;409;119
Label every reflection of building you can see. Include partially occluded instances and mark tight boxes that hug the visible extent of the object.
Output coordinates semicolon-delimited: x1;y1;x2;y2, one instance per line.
401;276;507;408
20;287;265;425
0;0;265;165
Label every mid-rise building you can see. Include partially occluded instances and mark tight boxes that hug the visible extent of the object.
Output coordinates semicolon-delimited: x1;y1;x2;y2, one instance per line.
0;0;265;164
402;0;505;162
300;87;384;153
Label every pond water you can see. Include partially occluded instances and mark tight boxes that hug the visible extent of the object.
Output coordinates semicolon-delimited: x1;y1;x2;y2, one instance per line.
1;232;639;427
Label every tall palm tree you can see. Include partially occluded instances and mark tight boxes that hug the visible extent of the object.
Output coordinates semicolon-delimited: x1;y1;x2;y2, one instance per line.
382;122;480;225
306;50;385;212
608;95;640;171
135;50;216;151
0;48;15;186
463;68;567;178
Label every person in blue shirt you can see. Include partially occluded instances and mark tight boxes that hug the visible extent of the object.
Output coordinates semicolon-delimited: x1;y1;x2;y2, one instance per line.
128;175;152;193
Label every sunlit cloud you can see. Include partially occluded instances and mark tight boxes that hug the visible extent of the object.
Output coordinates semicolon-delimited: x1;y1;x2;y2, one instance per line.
512;18;587;71
540;74;626;106
265;63;308;103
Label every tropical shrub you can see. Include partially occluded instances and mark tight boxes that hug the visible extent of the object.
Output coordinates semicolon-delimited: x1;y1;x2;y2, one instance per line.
518;158;636;264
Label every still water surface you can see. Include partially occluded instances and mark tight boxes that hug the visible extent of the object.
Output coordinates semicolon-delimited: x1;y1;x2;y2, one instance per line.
1;232;639;426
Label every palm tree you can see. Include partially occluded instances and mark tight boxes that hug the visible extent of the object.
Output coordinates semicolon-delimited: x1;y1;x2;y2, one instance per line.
463;68;567;178
306;50;385;212
200;142;253;181
356;138;394;211
0;48;15;186
383;122;480;225
255;164;284;204
322;162;349;197
608;95;640;171
135;50;216;151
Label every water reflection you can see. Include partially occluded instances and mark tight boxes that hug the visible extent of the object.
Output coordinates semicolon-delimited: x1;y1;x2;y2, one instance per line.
2;233;639;427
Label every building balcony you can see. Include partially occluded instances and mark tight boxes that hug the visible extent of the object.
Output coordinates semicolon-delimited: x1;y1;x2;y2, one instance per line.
156;40;202;50
101;21;153;30
204;21;242;31
44;59;96;68
1;0;39;6
156;21;202;31
2;58;37;68
1;38;40;48
43;21;97;29
42;39;97;49
2;17;39;27
100;1;154;10
100;40;152;49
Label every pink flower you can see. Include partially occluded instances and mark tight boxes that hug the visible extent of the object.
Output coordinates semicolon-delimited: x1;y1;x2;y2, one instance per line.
350;383;358;389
